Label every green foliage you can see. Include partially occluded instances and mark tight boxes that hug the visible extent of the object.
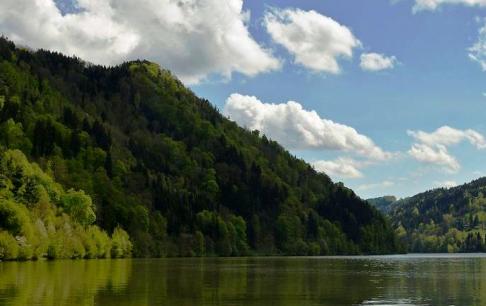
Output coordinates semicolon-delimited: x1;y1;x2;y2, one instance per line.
195;210;249;256
0;231;18;260
0;199;32;236
111;226;132;258
0;119;31;151
194;231;205;256
85;226;111;258
388;178;486;253
0;37;400;257
61;189;95;226
367;196;397;214
0;149;131;260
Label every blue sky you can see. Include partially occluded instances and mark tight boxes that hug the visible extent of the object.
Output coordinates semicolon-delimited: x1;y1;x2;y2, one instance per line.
192;0;486;198
3;0;486;198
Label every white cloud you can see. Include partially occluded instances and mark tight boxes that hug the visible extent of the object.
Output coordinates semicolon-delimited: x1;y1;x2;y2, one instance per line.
407;126;486;172
469;20;486;72
413;0;486;12
224;93;392;160
407;126;486;149
264;8;360;73
357;180;395;191
312;158;365;179
434;180;458;188
360;53;398;72
408;143;460;172
0;0;280;84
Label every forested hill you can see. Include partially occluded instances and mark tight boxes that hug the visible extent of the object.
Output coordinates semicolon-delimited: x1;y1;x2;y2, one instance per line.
0;37;400;257
367;196;397;213
388;178;486;253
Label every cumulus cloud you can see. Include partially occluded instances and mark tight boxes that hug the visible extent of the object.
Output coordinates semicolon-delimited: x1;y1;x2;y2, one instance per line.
408;143;460;172
0;0;280;84
224;93;392;160
407;126;486;149
407;126;486;172
312;158;365;179
413;0;486;12
360;53;398;72
469;20;486;71
264;8;360;73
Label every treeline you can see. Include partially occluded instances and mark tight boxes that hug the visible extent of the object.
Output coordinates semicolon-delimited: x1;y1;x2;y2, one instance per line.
387;177;486;253
0;37;400;257
409;232;486;253
0;149;131;260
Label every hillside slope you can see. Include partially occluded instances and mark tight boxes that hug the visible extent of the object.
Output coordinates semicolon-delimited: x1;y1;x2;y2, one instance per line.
0;149;132;260
367;196;397;214
389;178;486;252
0;37;400;256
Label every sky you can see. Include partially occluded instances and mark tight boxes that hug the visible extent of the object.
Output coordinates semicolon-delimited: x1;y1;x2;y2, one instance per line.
2;0;486;199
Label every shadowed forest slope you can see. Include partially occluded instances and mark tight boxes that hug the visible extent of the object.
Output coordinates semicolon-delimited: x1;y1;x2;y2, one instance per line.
0;37;400;257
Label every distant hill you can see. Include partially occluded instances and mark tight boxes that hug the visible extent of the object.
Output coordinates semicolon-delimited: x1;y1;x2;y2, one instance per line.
367;196;397;213
0;37;400;258
388;178;486;253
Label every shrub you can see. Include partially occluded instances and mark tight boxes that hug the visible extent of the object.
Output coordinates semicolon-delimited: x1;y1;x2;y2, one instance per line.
88;226;111;258
111;227;132;258
61;190;96;226
16;236;33;260
0;231;18;260
0;199;33;237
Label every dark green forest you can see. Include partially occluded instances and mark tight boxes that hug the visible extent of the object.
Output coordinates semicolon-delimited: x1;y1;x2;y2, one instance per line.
378;178;486;253
0;37;400;259
366;196;397;214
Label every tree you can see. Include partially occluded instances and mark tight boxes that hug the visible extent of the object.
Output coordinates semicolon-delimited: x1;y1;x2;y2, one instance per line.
111;226;132;258
61;189;96;226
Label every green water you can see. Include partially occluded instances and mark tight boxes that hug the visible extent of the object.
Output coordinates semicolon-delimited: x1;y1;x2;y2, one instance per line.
0;254;485;306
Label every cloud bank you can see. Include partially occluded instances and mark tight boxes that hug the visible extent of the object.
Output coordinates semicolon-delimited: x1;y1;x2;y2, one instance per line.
0;0;280;84
224;93;392;160
407;126;486;172
413;0;486;12
408;143;460;172
312;158;365;179
408;126;486;149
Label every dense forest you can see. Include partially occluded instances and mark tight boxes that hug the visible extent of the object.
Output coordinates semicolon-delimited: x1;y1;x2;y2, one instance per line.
0;149;132;260
380;178;486;253
366;196;397;214
0;37;400;258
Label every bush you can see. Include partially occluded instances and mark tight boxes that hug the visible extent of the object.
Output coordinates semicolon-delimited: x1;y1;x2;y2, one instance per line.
111;227;132;258
194;231;205;256
17;236;33;260
90;227;111;258
61;190;96;226
308;242;321;256
0;150;125;261
0;199;33;237
0;231;18;260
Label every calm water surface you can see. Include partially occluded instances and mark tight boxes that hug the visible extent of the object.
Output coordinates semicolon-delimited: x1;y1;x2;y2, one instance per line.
0;254;485;306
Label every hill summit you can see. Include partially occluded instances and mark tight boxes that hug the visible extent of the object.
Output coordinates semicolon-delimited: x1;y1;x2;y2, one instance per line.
0;37;400;257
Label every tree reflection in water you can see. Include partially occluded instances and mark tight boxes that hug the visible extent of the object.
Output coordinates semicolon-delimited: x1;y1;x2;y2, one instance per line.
0;255;485;306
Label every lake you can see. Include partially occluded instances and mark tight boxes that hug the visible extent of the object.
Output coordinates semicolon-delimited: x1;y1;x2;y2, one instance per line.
0;254;485;306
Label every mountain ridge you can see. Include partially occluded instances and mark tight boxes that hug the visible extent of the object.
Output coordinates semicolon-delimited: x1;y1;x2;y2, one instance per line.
371;177;486;252
0;37;400;257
